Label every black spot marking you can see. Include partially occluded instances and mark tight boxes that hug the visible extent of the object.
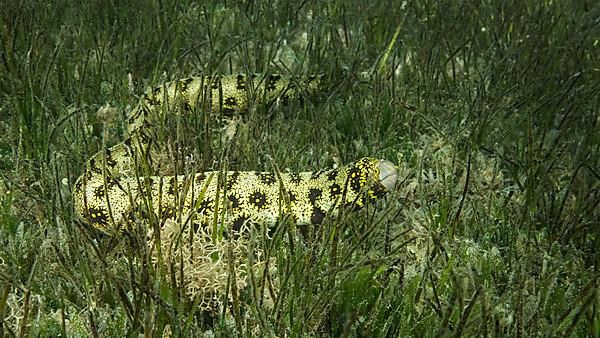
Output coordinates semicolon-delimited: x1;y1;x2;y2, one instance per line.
167;177;176;196
348;167;363;193
288;192;297;203
224;96;237;108
85;169;94;181
311;169;325;180
226;172;240;191
310;207;325;224
88;207;109;226
289;173;302;184
249;191;267;210
267;74;282;91
104;149;117;168
327;169;338;181
89;159;102;174
105;176;119;189
210;76;221;90
308;188;322;205
126;210;136;223
197;198;213;213
228;194;240;209
143;93;157;106
93;185;105;198
329;183;341;198
236;74;246;90
74;179;83;193
179;78;193;92
195;172;206;185
161;206;176;220
369;183;387;200
232;216;249;232
259;172;276;185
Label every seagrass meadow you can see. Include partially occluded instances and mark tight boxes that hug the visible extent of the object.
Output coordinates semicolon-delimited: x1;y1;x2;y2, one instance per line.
1;0;599;336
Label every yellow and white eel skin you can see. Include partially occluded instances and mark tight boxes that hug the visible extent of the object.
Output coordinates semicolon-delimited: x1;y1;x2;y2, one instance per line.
73;74;398;233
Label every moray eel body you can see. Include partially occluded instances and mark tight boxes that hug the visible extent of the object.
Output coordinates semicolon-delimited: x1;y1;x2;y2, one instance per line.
74;74;397;233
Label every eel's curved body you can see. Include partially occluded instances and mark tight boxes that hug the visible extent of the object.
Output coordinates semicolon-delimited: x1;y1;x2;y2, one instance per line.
73;74;398;233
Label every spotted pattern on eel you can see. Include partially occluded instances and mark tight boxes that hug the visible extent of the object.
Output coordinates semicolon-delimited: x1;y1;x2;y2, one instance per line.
73;73;398;234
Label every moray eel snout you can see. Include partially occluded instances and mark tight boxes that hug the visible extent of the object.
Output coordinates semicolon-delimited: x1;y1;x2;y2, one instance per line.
378;159;398;192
